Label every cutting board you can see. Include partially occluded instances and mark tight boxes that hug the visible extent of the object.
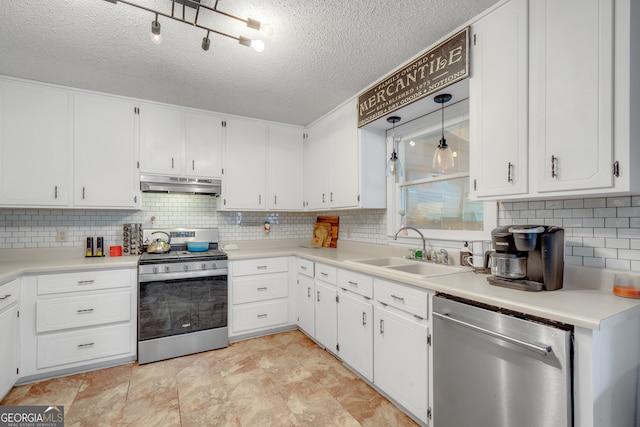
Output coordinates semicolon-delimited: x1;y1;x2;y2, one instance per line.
312;222;332;247
317;216;339;248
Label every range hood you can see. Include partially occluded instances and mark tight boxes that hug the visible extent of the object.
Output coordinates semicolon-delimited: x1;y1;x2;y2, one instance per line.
140;175;221;195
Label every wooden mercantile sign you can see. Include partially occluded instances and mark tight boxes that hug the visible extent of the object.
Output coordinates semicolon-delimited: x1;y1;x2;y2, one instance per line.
357;27;469;128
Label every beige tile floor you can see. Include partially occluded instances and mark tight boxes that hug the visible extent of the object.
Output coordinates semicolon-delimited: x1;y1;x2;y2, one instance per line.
1;330;418;426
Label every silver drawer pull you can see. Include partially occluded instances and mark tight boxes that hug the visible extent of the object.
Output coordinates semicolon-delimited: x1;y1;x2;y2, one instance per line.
76;308;94;314
0;294;11;301
390;294;405;302
300;266;307;270
77;280;95;285
257;287;268;291
348;281;358;287
320;272;329;276
257;266;268;270
77;342;94;349
433;312;552;357
182;323;191;328
257;313;268;319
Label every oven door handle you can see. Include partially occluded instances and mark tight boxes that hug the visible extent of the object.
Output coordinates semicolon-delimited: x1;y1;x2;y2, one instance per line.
139;269;228;282
433;311;552;356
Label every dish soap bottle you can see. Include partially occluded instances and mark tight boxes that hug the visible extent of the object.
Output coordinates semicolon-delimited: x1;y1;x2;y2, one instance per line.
459;241;471;266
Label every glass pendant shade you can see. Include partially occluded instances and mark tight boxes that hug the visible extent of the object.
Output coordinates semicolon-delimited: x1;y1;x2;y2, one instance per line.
432;138;455;173
386;150;404;177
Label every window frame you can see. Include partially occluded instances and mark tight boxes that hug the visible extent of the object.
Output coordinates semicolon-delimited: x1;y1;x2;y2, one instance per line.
385;98;497;242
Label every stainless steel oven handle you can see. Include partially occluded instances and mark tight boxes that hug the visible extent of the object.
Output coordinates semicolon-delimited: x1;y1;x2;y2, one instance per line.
433;311;552;357
139;268;228;282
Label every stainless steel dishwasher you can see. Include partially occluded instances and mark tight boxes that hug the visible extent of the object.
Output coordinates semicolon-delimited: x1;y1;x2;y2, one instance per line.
432;294;573;427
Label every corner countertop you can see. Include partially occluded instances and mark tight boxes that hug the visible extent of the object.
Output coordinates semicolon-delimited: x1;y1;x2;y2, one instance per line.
2;240;640;331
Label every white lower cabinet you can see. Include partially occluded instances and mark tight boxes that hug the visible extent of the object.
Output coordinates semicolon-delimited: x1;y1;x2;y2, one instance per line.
19;268;137;382
0;279;20;401
373;278;431;424
230;257;293;337
315;272;337;354
337;269;374;382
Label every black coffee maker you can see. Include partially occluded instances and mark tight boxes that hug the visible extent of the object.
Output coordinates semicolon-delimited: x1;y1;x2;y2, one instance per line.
488;225;564;291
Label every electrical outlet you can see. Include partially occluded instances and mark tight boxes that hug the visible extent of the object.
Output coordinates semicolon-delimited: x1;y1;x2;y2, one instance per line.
56;228;68;242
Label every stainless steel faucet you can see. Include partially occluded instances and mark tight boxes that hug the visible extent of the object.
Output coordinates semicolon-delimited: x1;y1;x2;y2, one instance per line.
394;226;427;260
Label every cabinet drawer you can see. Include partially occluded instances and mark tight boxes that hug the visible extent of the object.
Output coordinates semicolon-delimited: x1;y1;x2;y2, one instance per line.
37;291;131;333
0;279;20;311
296;258;314;278
37;323;131;369
374;279;429;319
315;263;337;285
232;257;289;277
232;299;289;333
37;269;132;295
338;269;373;299
233;273;288;305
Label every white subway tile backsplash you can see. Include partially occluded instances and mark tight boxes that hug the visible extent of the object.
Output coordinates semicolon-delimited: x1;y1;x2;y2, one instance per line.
499;196;640;273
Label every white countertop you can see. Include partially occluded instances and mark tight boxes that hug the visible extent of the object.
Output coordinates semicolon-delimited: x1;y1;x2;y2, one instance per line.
2;240;640;331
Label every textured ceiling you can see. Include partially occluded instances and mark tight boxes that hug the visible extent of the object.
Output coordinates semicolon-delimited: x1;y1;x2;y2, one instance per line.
0;0;500;126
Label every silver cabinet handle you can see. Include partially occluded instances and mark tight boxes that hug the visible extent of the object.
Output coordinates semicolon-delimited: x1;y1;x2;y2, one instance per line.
172;157;175;169
307;287;311;298
322;193;325;203
257;287;268;291
257;265;268;270
362;312;366;326
182;323;191;328
348;281;358;287
77;343;94;349
390;294;405;302
507;162;513;183
77;280;95;285
259;194;262;205
551;155;558;178
82;187;86;199
300;266;307;270
274;195;277;205
54;186;58;199
380;318;384;335
76;308;94;314
192;159;195;170
257;313;267;319
0;294;11;301
317;290;320;302
433;312;552;357
320;272;329;277
330;192;334;202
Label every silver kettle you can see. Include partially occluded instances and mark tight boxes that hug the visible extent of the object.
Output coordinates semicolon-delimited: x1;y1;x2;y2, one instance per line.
147;231;171;253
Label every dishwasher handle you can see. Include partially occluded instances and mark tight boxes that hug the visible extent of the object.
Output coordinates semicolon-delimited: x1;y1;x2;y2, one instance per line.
433;311;552;357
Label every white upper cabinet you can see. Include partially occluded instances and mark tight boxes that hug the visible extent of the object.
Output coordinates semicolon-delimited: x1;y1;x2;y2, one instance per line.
0;79;71;206
530;0;614;193
222;117;267;210
185;111;223;178
73;93;138;208
470;0;529;198
303;99;386;210
139;103;185;175
267;124;303;210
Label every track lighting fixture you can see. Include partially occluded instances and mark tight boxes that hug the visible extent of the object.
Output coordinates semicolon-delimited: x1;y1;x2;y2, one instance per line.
104;0;272;53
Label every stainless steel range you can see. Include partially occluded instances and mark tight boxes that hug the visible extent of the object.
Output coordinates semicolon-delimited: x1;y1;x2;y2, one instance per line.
137;228;228;364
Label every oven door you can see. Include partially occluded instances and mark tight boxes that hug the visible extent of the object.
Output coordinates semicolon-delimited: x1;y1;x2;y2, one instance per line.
138;274;227;341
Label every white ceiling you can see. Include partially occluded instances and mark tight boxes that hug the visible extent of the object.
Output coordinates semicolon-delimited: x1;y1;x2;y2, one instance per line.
0;0;500;127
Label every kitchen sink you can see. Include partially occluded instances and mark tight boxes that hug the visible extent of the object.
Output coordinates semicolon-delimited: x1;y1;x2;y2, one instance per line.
347;257;416;267
386;262;465;276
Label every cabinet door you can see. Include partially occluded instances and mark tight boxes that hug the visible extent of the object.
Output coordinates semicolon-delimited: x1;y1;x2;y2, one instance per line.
303;122;329;209
267;124;303;210
0;80;71;206
327;100;360;208
374;306;429;424
337;290;373;382
222;117;266;209
470;0;529;198
139;103;184;175
73;93;138;207
531;0;614;193
314;280;337;354
296;274;315;337
0;304;19;400
185;111;222;178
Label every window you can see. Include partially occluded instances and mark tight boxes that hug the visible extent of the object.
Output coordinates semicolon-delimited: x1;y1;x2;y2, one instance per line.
388;99;496;241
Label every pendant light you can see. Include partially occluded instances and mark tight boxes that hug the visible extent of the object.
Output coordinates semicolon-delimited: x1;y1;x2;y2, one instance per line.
432;93;455;173
386;116;403;177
